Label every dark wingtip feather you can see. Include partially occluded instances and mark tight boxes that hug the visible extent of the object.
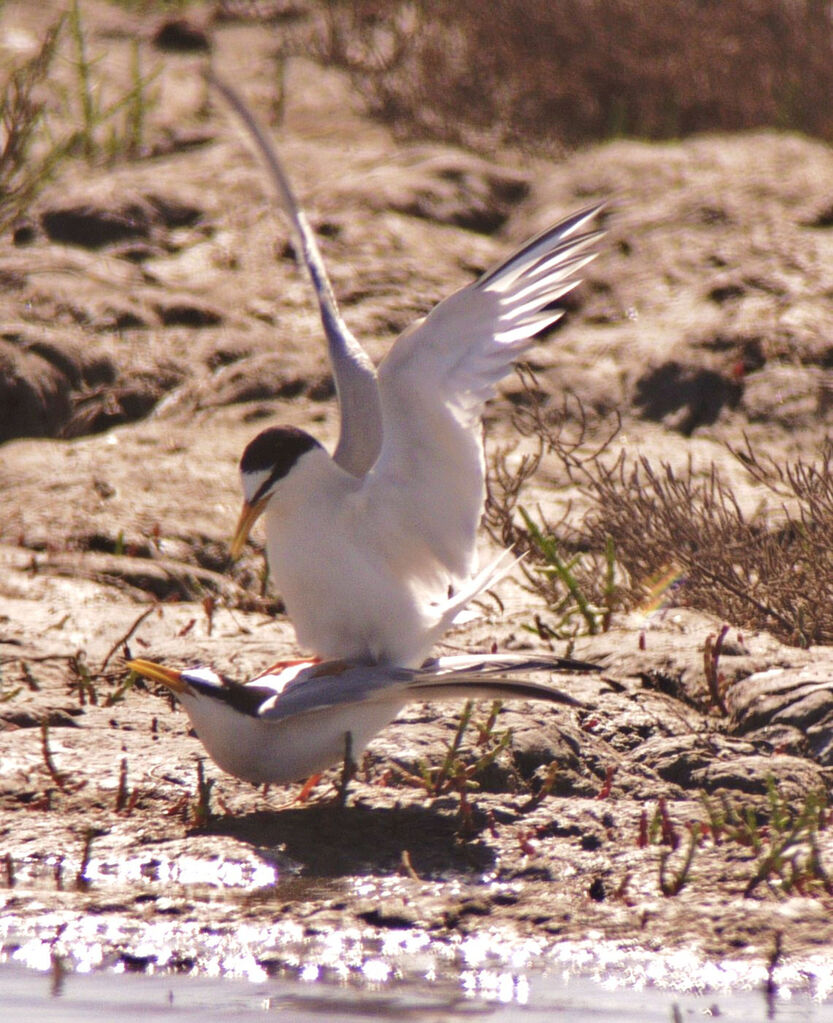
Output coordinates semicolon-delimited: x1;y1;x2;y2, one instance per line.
410;678;586;707
477;202;606;289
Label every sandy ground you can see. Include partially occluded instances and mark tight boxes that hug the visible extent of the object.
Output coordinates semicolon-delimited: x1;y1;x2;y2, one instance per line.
2;0;833;999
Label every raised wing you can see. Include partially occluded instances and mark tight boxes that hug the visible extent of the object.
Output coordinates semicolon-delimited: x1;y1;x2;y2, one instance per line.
208;72;383;477
366;205;604;582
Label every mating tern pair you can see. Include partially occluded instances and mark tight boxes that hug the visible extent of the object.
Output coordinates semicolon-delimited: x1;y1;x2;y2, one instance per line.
214;74;605;667
125;78;605;788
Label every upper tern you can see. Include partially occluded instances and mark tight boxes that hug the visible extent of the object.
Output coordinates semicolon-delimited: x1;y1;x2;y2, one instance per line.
128;653;596;786
214;75;605;666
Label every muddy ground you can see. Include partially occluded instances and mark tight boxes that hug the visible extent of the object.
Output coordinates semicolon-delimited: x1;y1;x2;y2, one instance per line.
2;0;833;999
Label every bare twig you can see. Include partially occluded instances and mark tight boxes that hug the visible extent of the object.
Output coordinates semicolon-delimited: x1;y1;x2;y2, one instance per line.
704;624;730;716
99;604;158;673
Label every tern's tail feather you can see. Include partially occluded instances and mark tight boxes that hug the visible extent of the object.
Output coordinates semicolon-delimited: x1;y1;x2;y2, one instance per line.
427;548;521;646
407;650;601;708
408;676;583;707
251;649;601;722
424;652;604;674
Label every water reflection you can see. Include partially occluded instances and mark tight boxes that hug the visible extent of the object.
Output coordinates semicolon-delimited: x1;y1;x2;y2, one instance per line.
0;960;828;1022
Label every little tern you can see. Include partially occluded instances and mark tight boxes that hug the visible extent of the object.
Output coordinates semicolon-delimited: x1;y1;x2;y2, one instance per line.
128;653;596;786
214;75;604;666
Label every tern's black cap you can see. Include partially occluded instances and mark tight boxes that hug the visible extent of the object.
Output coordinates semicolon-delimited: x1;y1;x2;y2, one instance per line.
240;426;322;497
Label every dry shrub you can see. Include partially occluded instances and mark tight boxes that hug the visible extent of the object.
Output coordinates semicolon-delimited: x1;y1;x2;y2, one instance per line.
579;444;833;647
304;0;833;151
489;397;833;647
485;378;624;637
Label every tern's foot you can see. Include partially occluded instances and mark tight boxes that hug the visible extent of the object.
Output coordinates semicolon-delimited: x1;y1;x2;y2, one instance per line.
266;773;324;810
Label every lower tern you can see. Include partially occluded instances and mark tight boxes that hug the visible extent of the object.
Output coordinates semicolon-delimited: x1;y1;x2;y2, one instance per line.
127;654;596;787
215;76;604;666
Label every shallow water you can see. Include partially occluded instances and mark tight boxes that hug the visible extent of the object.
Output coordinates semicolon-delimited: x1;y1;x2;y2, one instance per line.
2;960;832;1023
4;839;833;1021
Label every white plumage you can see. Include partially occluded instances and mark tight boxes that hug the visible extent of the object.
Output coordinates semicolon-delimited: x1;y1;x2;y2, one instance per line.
216;74;604;666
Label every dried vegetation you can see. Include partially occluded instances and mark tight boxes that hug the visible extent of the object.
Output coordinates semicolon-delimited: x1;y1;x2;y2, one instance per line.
299;0;833;152
0;20;67;235
487;388;833;649
0;2;159;237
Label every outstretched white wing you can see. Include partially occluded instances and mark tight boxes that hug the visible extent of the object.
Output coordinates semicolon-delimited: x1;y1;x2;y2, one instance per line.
208;72;383;478
365;205;603;582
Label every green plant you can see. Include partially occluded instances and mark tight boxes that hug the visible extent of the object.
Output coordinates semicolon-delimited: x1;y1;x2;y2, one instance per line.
639;782;833;899
519;760;561;811
106;0;194;11
0;18;70;234
67;652;98;706
68;0;159;164
518;506;615;637
419;700;511;795
0;665;22;703
124;38;145;158
114;756;142;814
700;781;832;898
658;823;701;897
329;731;358;807
485;379;622;638
68;0;95;162
639;799;702;897
20;661;41;692
75;827;103;891
163;758;217;824
703;624;730;716
193;759;215;826
390;700;513;832
40;719;86;794
104;669;136;707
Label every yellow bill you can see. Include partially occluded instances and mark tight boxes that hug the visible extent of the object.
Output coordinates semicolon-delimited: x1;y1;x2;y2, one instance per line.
229;496;269;560
126;658;187;694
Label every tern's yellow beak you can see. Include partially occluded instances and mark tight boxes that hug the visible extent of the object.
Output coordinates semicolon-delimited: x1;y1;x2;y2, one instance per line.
127;658;187;694
229;495;269;560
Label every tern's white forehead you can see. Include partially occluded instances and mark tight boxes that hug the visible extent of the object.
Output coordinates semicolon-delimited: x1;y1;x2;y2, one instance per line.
181;667;224;688
240;465;273;505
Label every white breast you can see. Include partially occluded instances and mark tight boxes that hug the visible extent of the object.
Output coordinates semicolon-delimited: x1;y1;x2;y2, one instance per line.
263;449;450;666
180;692;405;785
